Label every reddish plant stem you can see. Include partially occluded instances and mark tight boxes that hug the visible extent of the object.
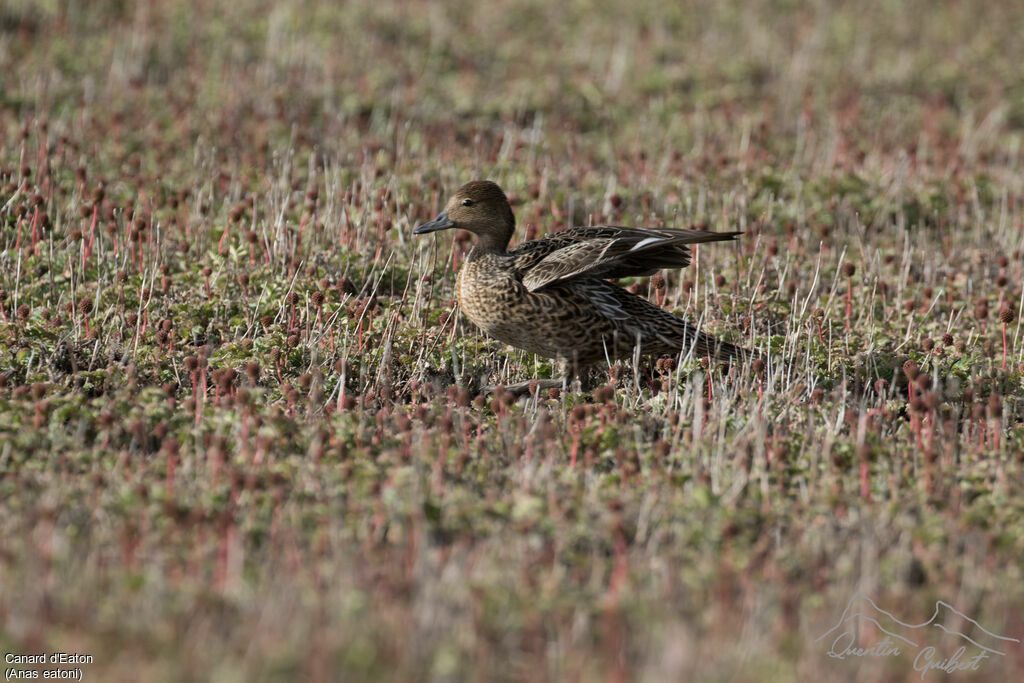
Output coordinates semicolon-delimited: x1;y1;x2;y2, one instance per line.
83;205;98;267
859;459;871;500
217;223;230;253
30;206;40;251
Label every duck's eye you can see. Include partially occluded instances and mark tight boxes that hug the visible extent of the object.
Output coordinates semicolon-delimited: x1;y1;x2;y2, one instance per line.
461;199;474;207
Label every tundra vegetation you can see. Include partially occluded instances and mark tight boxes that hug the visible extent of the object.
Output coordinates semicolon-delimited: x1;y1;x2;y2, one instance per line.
1;1;1023;680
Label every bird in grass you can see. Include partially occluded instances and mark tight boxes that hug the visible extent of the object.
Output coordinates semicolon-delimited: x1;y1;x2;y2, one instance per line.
414;180;748;392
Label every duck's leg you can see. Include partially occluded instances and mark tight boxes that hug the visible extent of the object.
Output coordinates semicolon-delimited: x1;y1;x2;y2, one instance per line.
558;357;593;393
480;378;565;396
480;356;584;397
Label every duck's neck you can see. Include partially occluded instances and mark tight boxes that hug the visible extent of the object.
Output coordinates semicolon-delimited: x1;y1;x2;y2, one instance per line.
472;232;509;256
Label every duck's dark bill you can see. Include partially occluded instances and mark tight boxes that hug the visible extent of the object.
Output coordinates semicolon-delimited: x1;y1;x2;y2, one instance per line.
413;211;455;234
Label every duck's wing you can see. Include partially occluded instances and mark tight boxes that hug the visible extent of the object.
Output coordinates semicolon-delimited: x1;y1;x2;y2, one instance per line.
512;226;739;292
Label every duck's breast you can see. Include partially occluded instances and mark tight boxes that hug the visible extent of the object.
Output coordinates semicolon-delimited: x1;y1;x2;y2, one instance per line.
457;258;520;332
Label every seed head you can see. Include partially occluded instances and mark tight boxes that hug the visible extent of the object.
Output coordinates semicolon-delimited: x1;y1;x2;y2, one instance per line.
902;359;919;381
245;361;261;383
594;384;615;403
218;369;237;390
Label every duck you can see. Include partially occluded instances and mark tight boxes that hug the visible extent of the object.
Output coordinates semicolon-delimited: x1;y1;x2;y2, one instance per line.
414;180;748;391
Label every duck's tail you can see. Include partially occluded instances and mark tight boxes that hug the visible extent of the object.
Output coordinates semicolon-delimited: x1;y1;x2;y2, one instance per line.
649;309;753;364
689;329;749;362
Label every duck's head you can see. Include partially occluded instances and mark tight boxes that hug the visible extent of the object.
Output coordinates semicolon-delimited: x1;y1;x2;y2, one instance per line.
414;180;515;252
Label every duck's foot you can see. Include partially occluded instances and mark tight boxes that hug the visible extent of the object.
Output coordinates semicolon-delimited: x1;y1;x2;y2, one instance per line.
480;378;565;397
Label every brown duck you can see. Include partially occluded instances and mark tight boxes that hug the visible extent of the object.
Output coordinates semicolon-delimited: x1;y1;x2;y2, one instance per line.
415;180;747;389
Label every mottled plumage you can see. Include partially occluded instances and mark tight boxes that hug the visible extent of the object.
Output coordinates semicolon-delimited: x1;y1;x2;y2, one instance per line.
415;180;747;376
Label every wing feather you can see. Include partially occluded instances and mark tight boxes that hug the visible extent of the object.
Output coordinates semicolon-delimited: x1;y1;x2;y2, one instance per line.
515;225;739;292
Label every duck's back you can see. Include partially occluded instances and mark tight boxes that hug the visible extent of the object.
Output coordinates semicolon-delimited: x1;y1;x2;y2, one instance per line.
454;226;743;365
